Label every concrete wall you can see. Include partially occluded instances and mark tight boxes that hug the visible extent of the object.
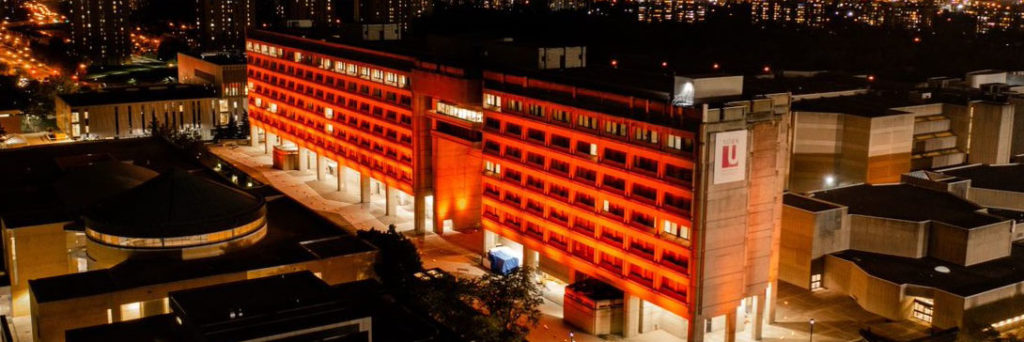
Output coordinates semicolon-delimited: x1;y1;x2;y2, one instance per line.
3;223;74;317
431;134;482;233
823;255;904;320
927;222;969;266
849;215;928;258
968;102;1014;165
865;115;914;184
789;112;842;193
779;205;847;289
968;188;1024;211
964;221;1013;266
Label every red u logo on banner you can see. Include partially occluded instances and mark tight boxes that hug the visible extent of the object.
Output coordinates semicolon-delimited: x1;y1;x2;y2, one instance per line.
721;144;739;168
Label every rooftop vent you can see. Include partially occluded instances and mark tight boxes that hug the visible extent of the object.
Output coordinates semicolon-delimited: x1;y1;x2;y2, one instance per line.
934;266;951;274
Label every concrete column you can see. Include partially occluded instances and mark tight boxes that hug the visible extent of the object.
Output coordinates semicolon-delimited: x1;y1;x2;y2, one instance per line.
297;148;308;171
249;126;259;147
725;312;738;342
335;163;344;191
687;316;705;342
359;174;371;203
523;248;540;281
768;281;778;324
316;154;326;181
413;193;427;235
624;293;641;338
483;229;497;252
385;184;398;217
751;294;766;341
264;132;275;154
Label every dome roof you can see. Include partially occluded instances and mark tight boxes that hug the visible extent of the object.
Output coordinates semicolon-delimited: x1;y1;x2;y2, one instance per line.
54;162;159;209
84;169;265;239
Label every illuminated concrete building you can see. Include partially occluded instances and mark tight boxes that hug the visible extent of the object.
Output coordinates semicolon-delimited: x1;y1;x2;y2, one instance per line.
55;85;220;140
196;0;253;51
0;139;377;342
788;75;1021;193
781;181;1024;338
66;272;458;341
177;52;249;125
68;0;130;65
245;29;794;341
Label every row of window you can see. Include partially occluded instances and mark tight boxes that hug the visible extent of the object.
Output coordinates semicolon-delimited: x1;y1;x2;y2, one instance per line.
481;138;694;218
484;116;694;185
482;203;690;301
483;93;695;153
482;157;692;242
250;109;415;184
251;96;414;166
248;59;412;111
247;41;409;90
250;79;413;133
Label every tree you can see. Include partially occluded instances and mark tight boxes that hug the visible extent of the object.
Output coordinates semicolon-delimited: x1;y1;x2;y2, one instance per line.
356;228;424;292
471;267;544;342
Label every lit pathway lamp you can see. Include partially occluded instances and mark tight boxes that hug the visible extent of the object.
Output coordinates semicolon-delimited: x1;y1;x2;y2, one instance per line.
809;318;815;342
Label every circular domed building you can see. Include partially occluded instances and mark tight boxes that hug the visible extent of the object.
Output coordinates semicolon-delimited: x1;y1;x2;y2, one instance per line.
83;169;267;267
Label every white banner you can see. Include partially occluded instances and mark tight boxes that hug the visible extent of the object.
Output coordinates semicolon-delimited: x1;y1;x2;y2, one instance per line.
713;130;747;185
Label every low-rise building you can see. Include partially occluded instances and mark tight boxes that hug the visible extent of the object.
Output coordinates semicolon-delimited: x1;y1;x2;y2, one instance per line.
55;85;220;140
780;183;1023;337
176;52;248;126
0;138;377;342
65;272;457;342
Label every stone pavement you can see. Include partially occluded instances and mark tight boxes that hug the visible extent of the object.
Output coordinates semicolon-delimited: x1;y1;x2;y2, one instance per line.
209;143;916;342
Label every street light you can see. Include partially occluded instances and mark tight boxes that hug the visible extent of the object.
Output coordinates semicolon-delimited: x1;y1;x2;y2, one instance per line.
809;318;815;342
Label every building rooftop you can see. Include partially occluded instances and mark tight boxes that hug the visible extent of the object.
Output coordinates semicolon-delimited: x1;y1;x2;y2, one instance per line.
783;193;841;212
0;138;215;229
29;197;374;303
57;84;218;107
179;51;247;65
66;274;458;342
249;29;418;72
791;91;922;117
743;73;869;96
83;168;265;239
832;243;1024;297
810;183;1005;229
939;164;1024;193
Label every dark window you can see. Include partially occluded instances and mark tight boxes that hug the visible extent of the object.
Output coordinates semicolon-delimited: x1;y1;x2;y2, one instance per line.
634;156;658;173
665;164;693;184
575;167;596;182
550;159;569;174
551;135;571;149
603;175;626;191
526;153;545;167
485;117;501;130
604;148;627;165
506;146;522;159
664;193;691;212
527;128;545;143
505;123;522;136
633;184;657;201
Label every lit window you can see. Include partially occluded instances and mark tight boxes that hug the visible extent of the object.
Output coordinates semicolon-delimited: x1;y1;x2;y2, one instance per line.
484;94;502;110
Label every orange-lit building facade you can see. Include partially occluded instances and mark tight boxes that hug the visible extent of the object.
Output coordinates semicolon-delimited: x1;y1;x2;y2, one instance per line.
244;30;793;341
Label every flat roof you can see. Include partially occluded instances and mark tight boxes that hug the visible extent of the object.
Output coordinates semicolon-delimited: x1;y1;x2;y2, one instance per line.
0;138;211;229
940;164;1024;193
57;85;217;107
29;197;375;303
743;73;869;96
810;183;1006;229
783;193;841;212
832;243;1024;297
792;91;922;117
179;51;247;65
248;30;417;72
67;275;458;342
